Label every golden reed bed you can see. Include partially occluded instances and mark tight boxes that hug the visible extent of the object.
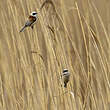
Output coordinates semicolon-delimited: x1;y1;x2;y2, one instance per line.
0;0;110;109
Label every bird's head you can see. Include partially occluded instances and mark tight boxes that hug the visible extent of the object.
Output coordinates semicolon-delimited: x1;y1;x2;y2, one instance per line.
30;11;38;18
63;69;68;73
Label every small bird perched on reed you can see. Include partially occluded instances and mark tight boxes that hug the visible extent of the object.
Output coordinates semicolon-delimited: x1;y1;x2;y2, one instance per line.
61;69;70;88
20;11;38;32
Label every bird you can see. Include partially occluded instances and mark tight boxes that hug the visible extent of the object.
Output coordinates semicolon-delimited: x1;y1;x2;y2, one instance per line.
61;69;70;88
20;11;38;32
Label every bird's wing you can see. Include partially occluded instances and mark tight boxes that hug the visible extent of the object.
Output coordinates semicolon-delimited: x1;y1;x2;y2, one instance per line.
25;20;33;26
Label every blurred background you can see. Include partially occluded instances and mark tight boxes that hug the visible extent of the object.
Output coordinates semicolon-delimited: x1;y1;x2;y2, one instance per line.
0;0;110;109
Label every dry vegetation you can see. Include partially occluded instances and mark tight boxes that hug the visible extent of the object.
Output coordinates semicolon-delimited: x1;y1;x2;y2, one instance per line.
0;0;110;110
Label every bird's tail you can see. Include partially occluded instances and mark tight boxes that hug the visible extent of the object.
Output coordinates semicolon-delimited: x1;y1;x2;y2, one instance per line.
19;26;26;32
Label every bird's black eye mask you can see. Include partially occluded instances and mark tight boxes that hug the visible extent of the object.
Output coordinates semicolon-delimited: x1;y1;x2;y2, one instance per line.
63;70;68;73
33;12;37;15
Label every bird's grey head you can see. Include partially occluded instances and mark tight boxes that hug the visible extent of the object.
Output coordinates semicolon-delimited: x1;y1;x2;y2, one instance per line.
30;11;38;17
63;69;68;73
